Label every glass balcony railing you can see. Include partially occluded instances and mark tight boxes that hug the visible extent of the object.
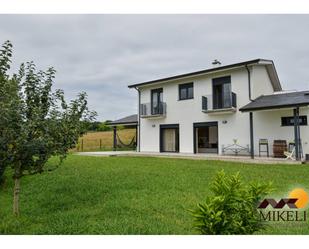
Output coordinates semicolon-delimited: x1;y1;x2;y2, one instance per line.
140;102;166;118
202;92;237;113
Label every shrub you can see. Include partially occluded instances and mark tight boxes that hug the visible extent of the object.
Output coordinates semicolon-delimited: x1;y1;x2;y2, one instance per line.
189;170;272;235
97;121;112;131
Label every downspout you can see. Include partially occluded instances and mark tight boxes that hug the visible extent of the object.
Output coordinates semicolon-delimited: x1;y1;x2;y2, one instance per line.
245;65;253;101
246;65;254;159
293;107;300;161
135;87;141;152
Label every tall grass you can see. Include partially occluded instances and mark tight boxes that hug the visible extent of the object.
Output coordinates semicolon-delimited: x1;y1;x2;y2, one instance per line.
72;128;136;152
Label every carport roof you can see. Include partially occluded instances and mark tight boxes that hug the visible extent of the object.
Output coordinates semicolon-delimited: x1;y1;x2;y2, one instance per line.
239;91;309;112
108;114;138;126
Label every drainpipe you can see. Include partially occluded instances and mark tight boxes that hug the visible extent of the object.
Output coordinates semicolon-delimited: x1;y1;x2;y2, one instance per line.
293;107;300;161
245;65;253;101
135;87;141;152
246;65;254;159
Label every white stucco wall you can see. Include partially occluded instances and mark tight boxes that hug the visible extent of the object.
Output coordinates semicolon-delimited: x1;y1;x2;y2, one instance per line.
251;65;275;98
253;108;309;156
137;65;309;156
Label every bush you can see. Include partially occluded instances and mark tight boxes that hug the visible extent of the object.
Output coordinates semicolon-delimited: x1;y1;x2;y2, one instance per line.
189;170;272;235
97;121;112;132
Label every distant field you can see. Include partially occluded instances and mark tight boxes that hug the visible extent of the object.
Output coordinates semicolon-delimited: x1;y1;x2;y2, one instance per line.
72;129;136;152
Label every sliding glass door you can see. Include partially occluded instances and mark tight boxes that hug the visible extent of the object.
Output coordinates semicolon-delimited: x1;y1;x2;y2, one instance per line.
160;124;179;152
194;122;218;154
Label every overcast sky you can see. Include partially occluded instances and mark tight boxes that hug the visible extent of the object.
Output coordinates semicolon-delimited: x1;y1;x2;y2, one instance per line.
1;15;309;121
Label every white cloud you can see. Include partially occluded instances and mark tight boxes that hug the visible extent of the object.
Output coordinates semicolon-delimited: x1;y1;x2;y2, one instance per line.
1;14;309;120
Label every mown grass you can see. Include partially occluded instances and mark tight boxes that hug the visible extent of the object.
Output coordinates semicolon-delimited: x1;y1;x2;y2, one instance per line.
72;129;136;152
0;155;308;234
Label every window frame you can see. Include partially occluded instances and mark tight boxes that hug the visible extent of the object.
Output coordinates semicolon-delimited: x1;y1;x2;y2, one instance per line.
178;82;194;101
150;88;163;115
212;76;232;109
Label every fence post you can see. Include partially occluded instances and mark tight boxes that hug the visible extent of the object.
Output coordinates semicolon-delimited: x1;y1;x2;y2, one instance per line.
100;139;102;150
81;139;84;152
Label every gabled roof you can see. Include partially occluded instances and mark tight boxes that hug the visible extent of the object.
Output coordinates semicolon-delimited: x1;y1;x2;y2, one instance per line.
128;58;282;91
239;91;309;112
108;114;138;126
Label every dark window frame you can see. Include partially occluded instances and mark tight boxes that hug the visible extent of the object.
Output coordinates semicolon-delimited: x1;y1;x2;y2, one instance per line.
160;124;179;153
281;115;308;127
212;76;232;109
193;122;218;154
178;82;194;100
150;88;163;115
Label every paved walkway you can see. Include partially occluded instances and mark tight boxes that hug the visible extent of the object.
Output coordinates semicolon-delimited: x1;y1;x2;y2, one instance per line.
75;151;304;164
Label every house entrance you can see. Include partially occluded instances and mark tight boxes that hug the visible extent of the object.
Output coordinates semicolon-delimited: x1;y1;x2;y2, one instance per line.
194;122;218;154
160;124;179;152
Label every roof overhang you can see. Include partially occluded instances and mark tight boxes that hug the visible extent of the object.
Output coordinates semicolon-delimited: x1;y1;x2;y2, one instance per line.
107;121;137;126
107;114;138;126
240;91;309;112
240;103;309;112
128;58;282;91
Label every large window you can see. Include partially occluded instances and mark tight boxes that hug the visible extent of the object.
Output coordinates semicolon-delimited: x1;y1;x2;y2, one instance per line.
179;82;194;100
212;76;232;109
281;116;308;126
151;88;163;115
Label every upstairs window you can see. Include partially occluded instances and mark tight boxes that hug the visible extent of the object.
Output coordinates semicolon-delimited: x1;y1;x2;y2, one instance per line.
151;88;163;115
212;76;232;109
281;116;308;126
179;82;194;100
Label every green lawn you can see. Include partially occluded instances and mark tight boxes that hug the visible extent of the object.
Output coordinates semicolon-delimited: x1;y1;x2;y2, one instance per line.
0;155;308;235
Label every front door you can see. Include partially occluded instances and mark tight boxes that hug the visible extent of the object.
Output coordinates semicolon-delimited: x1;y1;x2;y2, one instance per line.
194;122;218;153
160;124;179;152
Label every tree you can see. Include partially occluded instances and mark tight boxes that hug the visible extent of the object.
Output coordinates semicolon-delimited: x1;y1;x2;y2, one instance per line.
0;41;19;186
0;41;96;215
98;121;112;131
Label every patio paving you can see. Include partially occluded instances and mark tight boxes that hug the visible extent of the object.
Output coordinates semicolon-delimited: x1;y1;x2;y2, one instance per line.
75;151;305;164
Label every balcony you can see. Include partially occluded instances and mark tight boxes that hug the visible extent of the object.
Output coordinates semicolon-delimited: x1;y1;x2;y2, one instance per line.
140;102;166;119
202;92;237;114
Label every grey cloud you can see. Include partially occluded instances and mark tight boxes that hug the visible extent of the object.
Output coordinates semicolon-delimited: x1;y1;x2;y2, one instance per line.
1;14;309;120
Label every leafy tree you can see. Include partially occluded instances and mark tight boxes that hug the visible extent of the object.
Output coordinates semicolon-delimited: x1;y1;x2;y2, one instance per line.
82;121;101;131
0;41;20;186
0;41;96;215
98;121;112;131
189;170;272;235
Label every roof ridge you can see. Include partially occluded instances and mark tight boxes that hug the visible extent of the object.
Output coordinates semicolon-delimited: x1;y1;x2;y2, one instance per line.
128;58;269;88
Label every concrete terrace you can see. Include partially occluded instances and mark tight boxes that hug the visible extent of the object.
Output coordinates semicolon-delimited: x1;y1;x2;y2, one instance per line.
75;151;305;165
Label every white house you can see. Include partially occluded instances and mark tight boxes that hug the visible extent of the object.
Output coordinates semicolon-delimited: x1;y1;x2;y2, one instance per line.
123;59;309;161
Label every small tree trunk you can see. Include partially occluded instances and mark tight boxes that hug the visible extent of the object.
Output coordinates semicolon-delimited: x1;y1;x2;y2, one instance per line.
13;177;21;216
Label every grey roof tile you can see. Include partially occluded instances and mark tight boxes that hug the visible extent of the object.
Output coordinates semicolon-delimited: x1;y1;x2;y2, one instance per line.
240;91;309;112
108;114;138;125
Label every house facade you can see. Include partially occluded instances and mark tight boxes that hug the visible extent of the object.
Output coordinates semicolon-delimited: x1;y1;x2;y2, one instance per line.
128;59;309;159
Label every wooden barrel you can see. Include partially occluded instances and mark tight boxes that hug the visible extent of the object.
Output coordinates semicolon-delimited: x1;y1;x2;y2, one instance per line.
273;140;287;158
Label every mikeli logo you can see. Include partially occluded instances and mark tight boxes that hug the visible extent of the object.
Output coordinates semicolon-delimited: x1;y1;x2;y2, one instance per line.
258;188;308;222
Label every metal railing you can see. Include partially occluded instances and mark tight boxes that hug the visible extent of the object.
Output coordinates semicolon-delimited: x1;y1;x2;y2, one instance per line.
202;92;237;112
140;102;166;117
